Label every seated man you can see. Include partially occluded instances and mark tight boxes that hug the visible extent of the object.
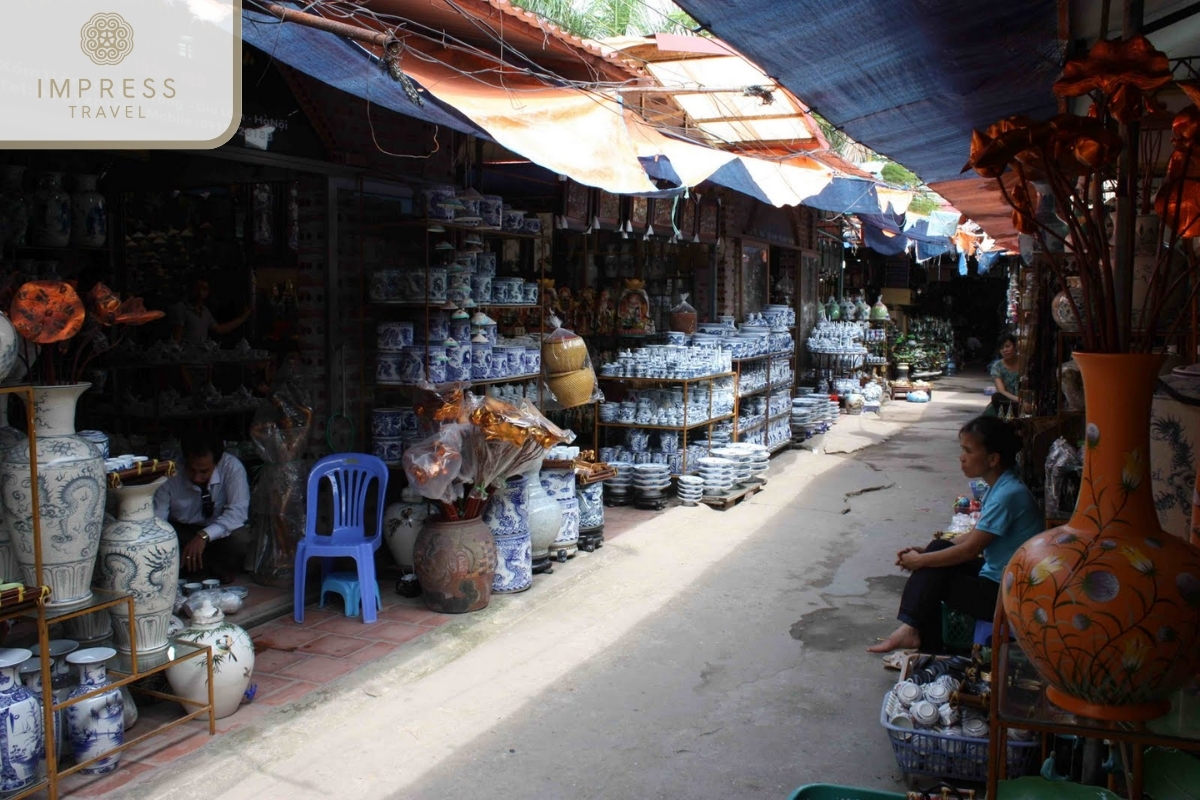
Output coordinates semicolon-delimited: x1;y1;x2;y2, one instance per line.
155;432;252;584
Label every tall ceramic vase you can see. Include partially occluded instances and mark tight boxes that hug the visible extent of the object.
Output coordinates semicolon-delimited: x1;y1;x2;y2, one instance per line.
0;648;42;793
1002;353;1200;722
64;647;122;774
483;475;532;594
524;456;562;568
413;517;496;613
70;174;106;248
540;466;579;560
95;477;180;656
31;172;70;248
0;399;24;585
0;384;104;608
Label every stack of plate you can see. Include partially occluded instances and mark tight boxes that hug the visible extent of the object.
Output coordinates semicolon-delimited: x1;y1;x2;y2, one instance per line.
633;463;672;499
696;456;736;496
711;446;753;485
676;475;704;505
606;461;634;503
747;445;770;478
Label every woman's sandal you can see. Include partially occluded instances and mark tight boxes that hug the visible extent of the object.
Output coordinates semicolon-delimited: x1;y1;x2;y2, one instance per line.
882;650;915;671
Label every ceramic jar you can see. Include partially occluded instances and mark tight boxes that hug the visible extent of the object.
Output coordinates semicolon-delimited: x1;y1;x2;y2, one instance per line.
0;166;28;247
65;647;122;774
483;475;532;594
95;477;180;656
166;600;254;719
413;517;496;613
0;384;105;608
31;172;70;248
383;488;429;571
540;466;579;559
0;649;42;792
524;457;562;564
70;174;106;247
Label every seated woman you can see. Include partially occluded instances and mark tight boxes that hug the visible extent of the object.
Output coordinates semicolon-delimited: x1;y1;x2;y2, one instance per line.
867;415;1041;654
985;335;1021;417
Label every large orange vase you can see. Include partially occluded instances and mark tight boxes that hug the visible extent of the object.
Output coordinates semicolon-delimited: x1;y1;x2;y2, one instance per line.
1002;352;1200;721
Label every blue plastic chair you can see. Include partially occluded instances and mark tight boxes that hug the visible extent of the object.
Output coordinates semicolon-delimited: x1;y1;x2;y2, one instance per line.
294;453;389;624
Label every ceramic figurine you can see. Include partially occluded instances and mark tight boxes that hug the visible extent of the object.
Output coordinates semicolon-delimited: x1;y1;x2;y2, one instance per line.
166;599;254;719
65;647;122;774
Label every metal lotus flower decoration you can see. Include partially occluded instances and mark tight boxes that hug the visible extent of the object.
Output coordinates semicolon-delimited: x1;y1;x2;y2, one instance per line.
10;280;163;385
964;35;1200;353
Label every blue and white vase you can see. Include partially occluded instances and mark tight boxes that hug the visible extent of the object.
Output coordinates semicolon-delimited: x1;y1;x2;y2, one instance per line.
95;477;180;657
0;649;42;792
482;475;532;593
31;172;70;248
540;467;579;559
70;174;106;248
0;400;24;585
0;384;105;608
20;657;62;771
577;481;604;531
65;647;122;775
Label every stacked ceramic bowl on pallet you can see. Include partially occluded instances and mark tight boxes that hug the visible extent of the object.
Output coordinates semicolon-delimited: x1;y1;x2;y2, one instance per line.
676;475;704;505
632;463;671;502
605;461;633;503
712;443;770;484
695;456;736;496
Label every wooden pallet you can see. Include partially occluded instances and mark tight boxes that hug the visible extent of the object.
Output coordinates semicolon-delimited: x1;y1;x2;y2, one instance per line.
700;481;765;510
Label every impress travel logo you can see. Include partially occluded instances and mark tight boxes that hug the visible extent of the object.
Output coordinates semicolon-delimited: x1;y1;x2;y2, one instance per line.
0;1;241;148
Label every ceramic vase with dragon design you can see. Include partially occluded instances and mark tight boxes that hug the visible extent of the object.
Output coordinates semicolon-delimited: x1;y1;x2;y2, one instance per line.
1003;353;1200;722
482;475;532;594
0;384;105;608
95;477;179;656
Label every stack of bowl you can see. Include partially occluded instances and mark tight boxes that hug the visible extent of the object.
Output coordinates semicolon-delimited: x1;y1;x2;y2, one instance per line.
676;475;704;506
633;463;671;502
696;457;736;496
605;461;633;504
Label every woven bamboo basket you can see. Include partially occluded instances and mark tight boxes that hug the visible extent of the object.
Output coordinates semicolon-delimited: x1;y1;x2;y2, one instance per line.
546;366;596;408
542;335;588;374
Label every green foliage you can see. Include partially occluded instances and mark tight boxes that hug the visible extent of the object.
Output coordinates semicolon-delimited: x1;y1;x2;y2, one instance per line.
880;162;920;187
510;0;696;38
907;194;941;215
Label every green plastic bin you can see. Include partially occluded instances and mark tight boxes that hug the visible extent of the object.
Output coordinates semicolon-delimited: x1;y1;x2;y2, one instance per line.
786;785;905;800
941;602;975;650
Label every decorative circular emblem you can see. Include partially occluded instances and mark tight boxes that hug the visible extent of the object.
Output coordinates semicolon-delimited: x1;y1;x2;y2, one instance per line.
80;13;134;66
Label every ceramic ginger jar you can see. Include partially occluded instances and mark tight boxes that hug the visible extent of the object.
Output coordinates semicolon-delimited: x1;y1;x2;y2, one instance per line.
166;600;254;719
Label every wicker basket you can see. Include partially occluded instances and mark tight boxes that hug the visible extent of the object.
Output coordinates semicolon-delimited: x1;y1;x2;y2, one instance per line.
542;335;588;374
547;366;596;408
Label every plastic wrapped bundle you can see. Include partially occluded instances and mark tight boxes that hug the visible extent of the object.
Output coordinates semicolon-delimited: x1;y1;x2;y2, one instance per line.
249;361;314;587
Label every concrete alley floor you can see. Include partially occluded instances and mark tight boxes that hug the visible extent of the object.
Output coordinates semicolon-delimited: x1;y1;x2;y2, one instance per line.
126;376;990;800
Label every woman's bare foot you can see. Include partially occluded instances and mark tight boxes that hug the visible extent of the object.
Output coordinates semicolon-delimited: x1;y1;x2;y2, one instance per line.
867;624;921;653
